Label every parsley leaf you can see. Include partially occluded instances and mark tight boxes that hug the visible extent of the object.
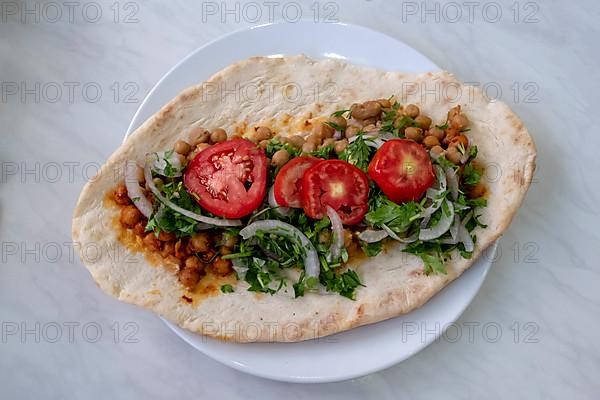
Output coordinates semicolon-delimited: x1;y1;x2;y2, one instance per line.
339;134;372;171
220;284;234;293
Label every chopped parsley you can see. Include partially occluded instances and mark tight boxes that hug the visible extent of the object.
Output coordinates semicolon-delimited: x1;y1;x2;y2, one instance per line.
220;284;234;293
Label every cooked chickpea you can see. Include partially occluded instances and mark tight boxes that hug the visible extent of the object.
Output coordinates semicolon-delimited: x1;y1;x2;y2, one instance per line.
302;141;316;153
449;134;469;149
254;126;272;141
321;138;336;148
443;127;459;145
285;135;305;148
184;255;203;271
447;105;461;122
120;205;142;228
259;139;269;149
377;98;392;108
405;127;424;142
446;146;463;164
423;135;441;148
190;232;211;253
430;145;445;156
179;264;201;288
143;233;161;252
404;104;420;118
114;184;130;205
312;123;335;140
361;118;377;127
158;231;176;242
328;115;347;130
334;139;348;154
427;126;445;141
415;115;432;129
188;127;210;146
152;177;163;190
451;114;469;130
222;233;238;249
469;182;486;198
345;125;360;139
174;140;191;156
306;134;322;146
133;221;146;236
351;101;382;120
196;142;211;152
161;242;176;258
175;239;190;259
211;257;233;276
271;149;290;167
210;128;228;144
363;123;378;132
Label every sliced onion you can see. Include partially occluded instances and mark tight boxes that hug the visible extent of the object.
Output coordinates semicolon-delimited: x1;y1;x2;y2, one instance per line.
434;165;447;192
143;162;242;227
358;229;389;243
151;151;186;177
419;200;455;240
333;130;343;140
458;223;474;252
231;259;248;280
460;145;471;164
124;160;153;218
268;186;292;217
446;168;459;201
239;220;320;279
381;224;418;243
449;214;460;241
326;206;344;262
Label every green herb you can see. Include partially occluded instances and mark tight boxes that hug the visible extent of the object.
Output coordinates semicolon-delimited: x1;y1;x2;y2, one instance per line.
265;138;301;158
360;240;383;257
365;194;421;233
145;180;201;237
220;284;234;293
436;122;449;130
324;121;345;132
331;109;351;118
339;134;372;171
463;163;482;185
320;269;364;300
307;145;334;159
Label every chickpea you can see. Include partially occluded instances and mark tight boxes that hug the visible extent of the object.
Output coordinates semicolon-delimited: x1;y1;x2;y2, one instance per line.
423;135;440;148
306;134;322;146
351;101;382;120
211;256;233;276
446;146;462;164
447;105;461;122
345;125;360;139
430;145;445;156
312;123;335;140
120;205;142;228
259;139;269;149
210;128;228;144
143;233;161;252
405;127;424;142
443;128;460;145
427;126;445;141
133;221;146;236
469;182;486;198
451;114;469;130
361;117;377;127
161;242;176;258
175;239;190;259
285;135;305;148
302;141;316;153
152;177;163;190
184;255;203;271
174;140;191;156
114;184;130;205
404;104;420;118
271;149;290;167
363;123;378;132
196;142;211;152
334;139;348;154
179;264;202;288
327;115;347;130
449;134;469;149
190;232;211;253
158;231;176;242
254;126;272;141
188;127;210;146
415;115;432;129
377;98;392;109
222;233;238;249
321;138;336;148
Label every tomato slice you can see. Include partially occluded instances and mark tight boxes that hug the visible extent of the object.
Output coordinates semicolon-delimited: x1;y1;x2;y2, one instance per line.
183;139;267;218
368;139;435;203
273;156;320;208
301;160;370;225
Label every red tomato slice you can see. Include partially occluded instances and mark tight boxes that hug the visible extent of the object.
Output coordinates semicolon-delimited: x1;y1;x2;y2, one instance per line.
368;139;435;203
183;139;267;218
301;160;370;225
273;156;320;208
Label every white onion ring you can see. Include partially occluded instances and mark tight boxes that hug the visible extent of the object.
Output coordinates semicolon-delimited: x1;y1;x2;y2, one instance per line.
124;160;153;218
382;224;418;243
326;206;344;262
460;145;471;164
239;220;320;279
143;162;242;227
419;200;454;240
358;229;389;243
149;151;185;177
268;186;292;217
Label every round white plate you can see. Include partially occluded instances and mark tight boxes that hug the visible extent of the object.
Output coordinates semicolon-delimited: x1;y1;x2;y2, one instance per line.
126;21;496;383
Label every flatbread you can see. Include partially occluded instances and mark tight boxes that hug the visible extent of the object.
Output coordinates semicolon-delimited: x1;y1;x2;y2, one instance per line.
72;55;536;342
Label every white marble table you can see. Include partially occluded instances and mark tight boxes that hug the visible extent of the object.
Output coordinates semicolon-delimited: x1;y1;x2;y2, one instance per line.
1;0;598;398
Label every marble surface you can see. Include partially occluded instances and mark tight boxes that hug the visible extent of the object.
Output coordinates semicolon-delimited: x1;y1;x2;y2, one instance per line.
1;0;599;398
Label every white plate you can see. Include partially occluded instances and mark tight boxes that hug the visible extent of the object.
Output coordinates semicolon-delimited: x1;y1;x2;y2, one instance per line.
126;21;496;383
